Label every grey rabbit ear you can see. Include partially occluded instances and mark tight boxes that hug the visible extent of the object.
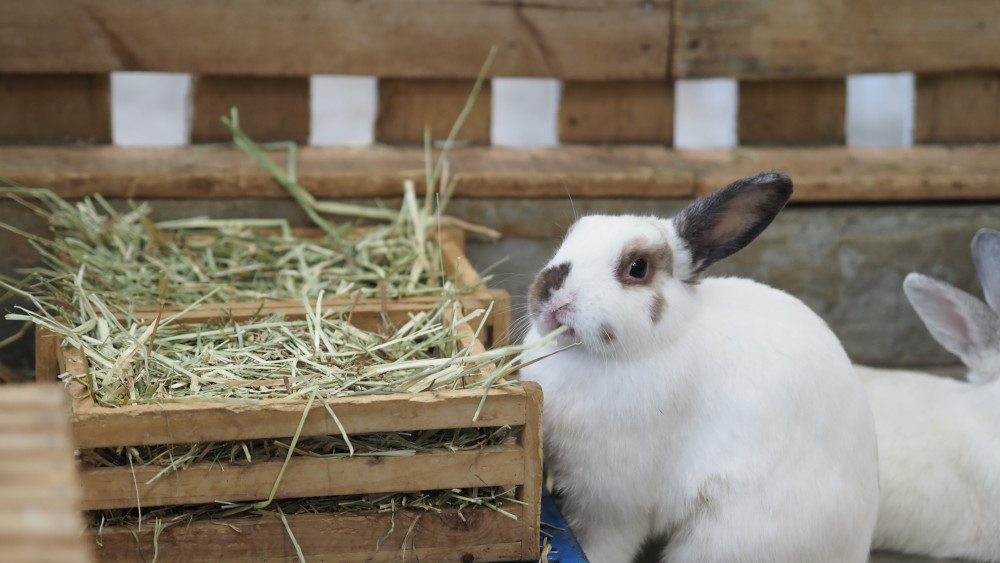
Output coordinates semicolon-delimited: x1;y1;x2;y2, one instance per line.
903;272;999;376
972;228;1000;314
673;171;792;280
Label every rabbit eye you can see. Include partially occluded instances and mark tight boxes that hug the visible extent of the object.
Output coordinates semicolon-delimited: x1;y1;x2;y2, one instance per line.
628;258;648;280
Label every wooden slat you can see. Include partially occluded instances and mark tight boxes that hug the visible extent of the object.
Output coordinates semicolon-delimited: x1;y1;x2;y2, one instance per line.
738;79;846;145
69;372;529;449
87;508;525;563
35;327;61;384
558;81;674;144
190;76;309;143
0;74;110;144
80;446;524;509
915;72;1000;144
0;385;91;563
515;381;543;560
673;0;1000;79
0;0;671;80
376;79;490;144
6;144;1000;202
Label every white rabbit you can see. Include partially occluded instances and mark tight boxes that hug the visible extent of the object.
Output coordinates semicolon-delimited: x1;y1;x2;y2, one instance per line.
858;227;1000;561
519;172;879;563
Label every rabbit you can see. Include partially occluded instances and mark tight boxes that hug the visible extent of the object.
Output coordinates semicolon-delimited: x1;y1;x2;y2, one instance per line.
857;227;1000;561
518;171;879;563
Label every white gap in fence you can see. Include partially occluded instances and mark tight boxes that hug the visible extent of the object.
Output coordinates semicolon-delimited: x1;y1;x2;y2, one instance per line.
111;72;191;147
674;78;739;149
110;73;915;149
847;73;915;147
310;76;377;147
491;78;561;148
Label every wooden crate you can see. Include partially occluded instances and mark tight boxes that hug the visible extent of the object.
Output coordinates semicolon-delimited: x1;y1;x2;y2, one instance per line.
34;226;511;383
55;305;541;562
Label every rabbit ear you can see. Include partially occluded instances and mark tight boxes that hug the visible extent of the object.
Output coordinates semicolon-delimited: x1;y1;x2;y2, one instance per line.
972;228;1000;314
903;272;1000;369
673;171;792;279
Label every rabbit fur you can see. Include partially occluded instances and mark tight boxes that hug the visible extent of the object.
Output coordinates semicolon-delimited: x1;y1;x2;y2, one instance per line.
858;227;1000;562
519;172;879;563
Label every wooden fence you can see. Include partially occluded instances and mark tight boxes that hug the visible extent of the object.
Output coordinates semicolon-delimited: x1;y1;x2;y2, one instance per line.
1;0;998;202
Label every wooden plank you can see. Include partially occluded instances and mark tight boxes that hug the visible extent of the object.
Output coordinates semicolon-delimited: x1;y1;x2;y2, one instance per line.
738;79;846;145
688;145;1000;202
673;0;1000;79
0;74;110;144
0;0;671;80
0;385;92;563
87;508;525;563
7;144;1000;201
80;446;524;509
376;79;490;144
190;76;309;143
0;145;696;199
915;72;1000;144
515;381;543;560
68;368;530;448
35;326;61;384
558;81;674;144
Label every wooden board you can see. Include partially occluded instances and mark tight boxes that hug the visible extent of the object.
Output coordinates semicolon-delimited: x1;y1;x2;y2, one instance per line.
0;384;92;563
738;79;845;145
558;81;674;144
376;79;491;144
80;447;525;510
915;72;1000;144
0;74;110;144
4;144;1000;202
87;507;525;563
0;0;671;80
673;0;1000;78
190;76;309;143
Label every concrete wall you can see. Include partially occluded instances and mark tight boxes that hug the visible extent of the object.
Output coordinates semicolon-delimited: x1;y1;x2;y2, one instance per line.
1;197;995;370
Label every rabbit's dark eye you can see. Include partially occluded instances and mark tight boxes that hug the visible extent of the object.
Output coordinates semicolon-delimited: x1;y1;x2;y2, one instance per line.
628;258;648;280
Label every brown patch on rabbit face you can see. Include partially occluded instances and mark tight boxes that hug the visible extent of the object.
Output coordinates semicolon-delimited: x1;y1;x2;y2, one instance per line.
600;322;616;344
616;239;673;288
528;262;571;317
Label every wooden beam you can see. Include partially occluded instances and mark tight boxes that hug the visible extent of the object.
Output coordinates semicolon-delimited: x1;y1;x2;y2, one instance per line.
0;74;110;144
558;81;674;144
80;446;525;509
191;76;310;143
0;0;671;80
738;79;846;145
516;381;543;561
376;79;491;144
915;72;1000;144
673;0;1000;79
5;144;1000;202
87;509;524;563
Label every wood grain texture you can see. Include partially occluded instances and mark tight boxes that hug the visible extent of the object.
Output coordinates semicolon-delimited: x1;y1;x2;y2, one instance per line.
70;380;530;449
34;326;60;384
191;76;309;143
738;78;846;145
0;74;110;144
6;144;1000;201
80;446;524;509
0;145;696;199
559;80;674;144
673;0;1000;78
915;72;1000;144
87;508;524;562
376;79;490;144
515;381;543;560
0;0;671;80
0;385;92;563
